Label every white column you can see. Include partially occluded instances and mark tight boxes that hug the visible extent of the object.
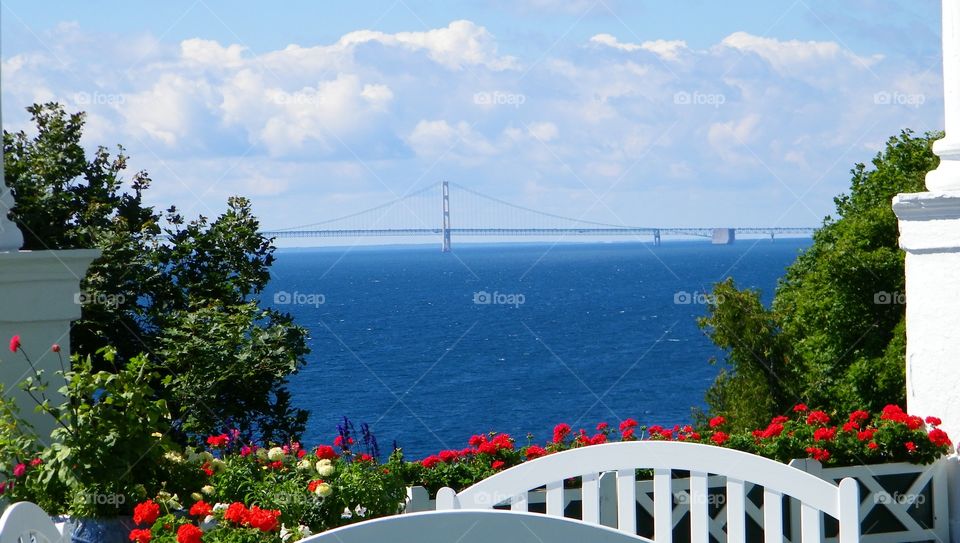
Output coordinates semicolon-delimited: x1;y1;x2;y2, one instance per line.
893;2;960;540
0;47;99;442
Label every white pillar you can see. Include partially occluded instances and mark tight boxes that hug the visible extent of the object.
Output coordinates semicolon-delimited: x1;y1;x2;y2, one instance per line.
893;2;960;540
0;48;99;442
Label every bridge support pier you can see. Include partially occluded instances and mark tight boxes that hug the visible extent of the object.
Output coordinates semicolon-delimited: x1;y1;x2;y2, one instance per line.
441;181;452;253
653;229;661;246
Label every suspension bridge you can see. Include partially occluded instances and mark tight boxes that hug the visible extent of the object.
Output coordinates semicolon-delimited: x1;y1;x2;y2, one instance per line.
262;182;816;251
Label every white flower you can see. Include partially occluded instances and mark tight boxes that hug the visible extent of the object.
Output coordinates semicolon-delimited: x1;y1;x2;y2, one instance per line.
313;482;333;498
213;503;229;512
341;507;353;519
201;485;215;496
199;515;218;532
268;447;286;461
190;492;203;502
316;459;335;477
209;458;226;473
354;505;368;518
298;525;312;538
297;458;314;471
280;524;294;542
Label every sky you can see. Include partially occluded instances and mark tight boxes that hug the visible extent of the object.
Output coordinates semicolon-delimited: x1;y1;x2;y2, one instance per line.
0;0;946;239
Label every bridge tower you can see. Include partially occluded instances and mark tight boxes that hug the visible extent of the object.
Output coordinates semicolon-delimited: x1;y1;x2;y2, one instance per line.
441;181;452;252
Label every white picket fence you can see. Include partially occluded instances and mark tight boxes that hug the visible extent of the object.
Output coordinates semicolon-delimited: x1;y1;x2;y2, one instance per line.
408;447;950;542
429;441;860;542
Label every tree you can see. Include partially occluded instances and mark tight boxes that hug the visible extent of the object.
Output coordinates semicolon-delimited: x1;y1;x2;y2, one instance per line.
698;129;939;430
3;102;309;442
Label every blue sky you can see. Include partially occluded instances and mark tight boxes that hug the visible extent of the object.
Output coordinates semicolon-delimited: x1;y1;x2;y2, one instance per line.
0;0;945;237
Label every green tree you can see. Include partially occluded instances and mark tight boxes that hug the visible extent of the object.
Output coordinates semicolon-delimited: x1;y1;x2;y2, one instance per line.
3;102;309;442
699;129;939;430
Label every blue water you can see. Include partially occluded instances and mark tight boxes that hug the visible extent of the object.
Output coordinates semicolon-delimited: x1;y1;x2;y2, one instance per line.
267;239;810;459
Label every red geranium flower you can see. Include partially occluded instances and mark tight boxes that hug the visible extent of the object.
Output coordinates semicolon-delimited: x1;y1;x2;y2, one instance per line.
245;506;281;532
357;453;373;462
929;428;952;448
307;479;325;493
793;403;808;413
880;405;908;423
189;501;212;518
51;344;61;353
596;422;609;431
848;410;870;424
129;528;151;543
491;460;505;470
525;445;547;460
12;463;26;478
771;416;789;424
8;335;20;353
553;423;572;444
133;500;161;526
926;416;943;426
438;450;459;463
619;418;638;433
867;442;879;450
223;502;248;525
315;445;338;460
813;427;837;442
468;435;485;447
710;432;729;446
805;447;830;462
806;411;830;426
905;441;917;453
857;428;876;441
176;524;203;543
421;456;440;468
206;434;229;448
708;416;725;428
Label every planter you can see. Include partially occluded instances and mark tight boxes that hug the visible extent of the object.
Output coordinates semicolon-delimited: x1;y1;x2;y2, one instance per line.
68;516;135;543
405;456;950;542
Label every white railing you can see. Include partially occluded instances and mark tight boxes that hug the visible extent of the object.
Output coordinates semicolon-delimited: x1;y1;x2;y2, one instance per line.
432;441;859;543
409;454;949;542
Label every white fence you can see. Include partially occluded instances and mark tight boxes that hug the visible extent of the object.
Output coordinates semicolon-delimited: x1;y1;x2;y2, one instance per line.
407;454;949;542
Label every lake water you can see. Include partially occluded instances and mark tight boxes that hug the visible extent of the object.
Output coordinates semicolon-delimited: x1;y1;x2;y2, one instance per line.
267;239;810;459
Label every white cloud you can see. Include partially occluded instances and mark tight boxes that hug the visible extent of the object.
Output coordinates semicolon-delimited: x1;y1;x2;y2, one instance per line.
181;38;247;68
589;34;689;61
336;20;518;71
719;31;883;74
406;120;498;158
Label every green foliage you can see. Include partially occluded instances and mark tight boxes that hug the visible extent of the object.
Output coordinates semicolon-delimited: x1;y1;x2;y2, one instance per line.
1;347;204;517
3;103;309;442
698;129;940;426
